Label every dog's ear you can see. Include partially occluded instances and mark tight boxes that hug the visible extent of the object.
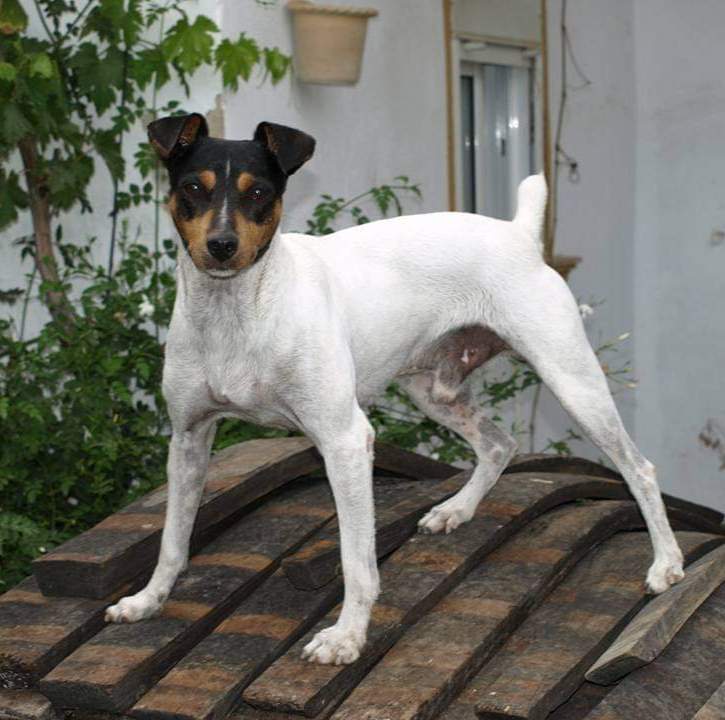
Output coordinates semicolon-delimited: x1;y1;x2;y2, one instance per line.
254;121;315;176
148;113;209;161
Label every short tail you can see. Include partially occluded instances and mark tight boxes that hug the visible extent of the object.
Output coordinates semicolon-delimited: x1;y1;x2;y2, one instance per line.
512;173;547;254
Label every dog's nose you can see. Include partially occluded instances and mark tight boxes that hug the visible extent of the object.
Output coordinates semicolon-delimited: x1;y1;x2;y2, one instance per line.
207;234;238;262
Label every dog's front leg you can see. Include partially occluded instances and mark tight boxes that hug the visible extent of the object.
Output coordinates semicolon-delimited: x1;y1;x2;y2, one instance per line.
302;409;379;665
105;419;216;623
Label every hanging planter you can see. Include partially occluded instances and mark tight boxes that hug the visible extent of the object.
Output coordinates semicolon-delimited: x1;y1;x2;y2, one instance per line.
287;0;378;86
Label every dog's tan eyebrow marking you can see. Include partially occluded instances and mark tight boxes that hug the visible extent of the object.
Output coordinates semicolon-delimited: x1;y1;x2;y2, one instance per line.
237;172;255;193
199;170;216;192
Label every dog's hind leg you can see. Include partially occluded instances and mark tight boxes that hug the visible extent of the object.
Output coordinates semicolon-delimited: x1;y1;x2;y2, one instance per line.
398;372;518;534
490;265;684;594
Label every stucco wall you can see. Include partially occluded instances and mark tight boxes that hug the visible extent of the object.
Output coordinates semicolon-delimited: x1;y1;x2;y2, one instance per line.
632;0;725;510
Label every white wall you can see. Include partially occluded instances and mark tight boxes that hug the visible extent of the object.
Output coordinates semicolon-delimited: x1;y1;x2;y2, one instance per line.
535;0;637;453
544;0;725;512
633;0;725;511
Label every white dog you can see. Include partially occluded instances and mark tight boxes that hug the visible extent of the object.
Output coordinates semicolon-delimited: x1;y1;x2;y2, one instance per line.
105;114;685;665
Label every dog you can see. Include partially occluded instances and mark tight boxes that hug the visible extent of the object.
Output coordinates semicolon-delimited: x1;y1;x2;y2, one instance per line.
105;114;685;665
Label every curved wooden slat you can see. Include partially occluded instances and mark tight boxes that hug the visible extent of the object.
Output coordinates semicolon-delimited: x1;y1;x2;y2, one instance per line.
504;456;723;531
472;532;723;720
38;481;336;713
328;501;643;720
243;472;632;717
586;544;725;684
282;474;471;590
693;680;725;720
32;438;323;599
373;442;458;480
129;569;342;720
0;689;55;720
581;582;725;720
504;455;621;480
0;578;132;688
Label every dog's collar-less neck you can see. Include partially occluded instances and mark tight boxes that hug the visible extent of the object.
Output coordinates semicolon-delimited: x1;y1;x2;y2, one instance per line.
176;228;283;326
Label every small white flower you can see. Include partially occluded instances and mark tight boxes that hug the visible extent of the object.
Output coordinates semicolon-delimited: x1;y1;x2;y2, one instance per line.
139;298;155;318
38;546;46;553
130;479;141;489
578;303;594;320
67;496;79;507
431;452;440;460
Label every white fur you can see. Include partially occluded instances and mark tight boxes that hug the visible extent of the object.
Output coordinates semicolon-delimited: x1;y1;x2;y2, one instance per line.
106;175;684;665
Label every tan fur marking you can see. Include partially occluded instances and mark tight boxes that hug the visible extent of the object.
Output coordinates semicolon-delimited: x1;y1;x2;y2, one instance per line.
231;199;282;269
199;170;216;192
169;193;215;268
236;171;255;193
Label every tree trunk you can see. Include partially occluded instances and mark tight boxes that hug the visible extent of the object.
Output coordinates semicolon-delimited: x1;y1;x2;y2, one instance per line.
18;137;75;329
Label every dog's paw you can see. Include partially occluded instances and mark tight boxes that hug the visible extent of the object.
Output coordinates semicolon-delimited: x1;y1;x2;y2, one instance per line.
418;496;475;535
105;591;163;624
645;556;685;595
301;625;363;665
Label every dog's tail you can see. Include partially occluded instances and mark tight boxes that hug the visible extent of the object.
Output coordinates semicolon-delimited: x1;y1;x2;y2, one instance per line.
512;173;547;254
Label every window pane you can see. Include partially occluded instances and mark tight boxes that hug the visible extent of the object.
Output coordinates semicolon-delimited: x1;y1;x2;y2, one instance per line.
460;74;476;213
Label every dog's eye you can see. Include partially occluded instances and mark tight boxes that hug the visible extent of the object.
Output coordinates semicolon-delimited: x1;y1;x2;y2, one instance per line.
248;186;269;202
182;182;204;198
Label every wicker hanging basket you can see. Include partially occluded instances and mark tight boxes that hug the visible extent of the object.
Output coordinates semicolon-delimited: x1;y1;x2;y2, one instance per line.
287;1;379;86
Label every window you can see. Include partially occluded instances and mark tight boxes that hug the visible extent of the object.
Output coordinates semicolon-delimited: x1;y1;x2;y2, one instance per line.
458;44;538;220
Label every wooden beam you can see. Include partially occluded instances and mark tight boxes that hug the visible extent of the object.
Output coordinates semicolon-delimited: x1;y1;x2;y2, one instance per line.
243;472;634;717
129;569;343;720
694;680;725;720
0;577;134;687
0;690;55;720
32;438;323;599
582;582;725;720
587;544;725;684
282;474;470;590
329;501;643;720
473;531;723;720
39;481;336;713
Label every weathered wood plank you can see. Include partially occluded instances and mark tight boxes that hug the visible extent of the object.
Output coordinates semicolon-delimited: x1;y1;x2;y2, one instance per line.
693;680;725;720
282;475;470;590
38;480;336;713
33;438;323;599
129;570;342;720
373;442;457;480
328;501;643;720
504;456;724;530
586;543;725;684
243;472;634;717
503;455;620;480
0;578;136;688
0;690;55;720
129;476;462;720
582;582;725;720
544;682;610;720
472;531;723;720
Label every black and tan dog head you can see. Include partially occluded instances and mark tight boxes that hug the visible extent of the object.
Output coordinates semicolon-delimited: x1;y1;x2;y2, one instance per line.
148;113;315;277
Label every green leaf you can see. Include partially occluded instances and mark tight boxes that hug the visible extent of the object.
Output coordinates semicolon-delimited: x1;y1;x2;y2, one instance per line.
263;47;291;85
28;53;54;79
162;15;218;74
0;0;28;35
0;62;18;82
93;129;125;181
215;35;260;91
0;102;32;144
